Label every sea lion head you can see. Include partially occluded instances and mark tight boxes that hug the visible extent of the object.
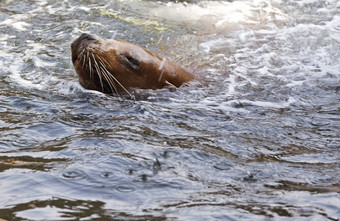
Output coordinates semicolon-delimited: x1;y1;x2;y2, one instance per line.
71;33;194;95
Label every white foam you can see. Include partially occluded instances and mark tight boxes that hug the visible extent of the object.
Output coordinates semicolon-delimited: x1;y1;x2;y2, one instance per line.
326;15;340;42
239;30;255;43
0;1;48;30
1;37;59;90
8;64;44;89
0;36;41;88
16;206;75;221
200;38;230;53
147;0;287;32
226;74;237;95
0;17;30;30
236;96;296;109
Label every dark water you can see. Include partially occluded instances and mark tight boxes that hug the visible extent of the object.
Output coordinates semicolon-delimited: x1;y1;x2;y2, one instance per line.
0;0;339;220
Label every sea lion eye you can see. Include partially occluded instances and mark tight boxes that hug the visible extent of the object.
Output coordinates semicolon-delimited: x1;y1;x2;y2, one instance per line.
124;54;140;69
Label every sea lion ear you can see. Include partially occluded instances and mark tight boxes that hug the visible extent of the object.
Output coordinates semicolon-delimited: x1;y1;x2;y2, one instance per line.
124;54;140;69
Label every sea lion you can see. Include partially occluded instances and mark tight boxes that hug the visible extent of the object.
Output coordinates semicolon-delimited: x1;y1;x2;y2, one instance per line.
71;33;194;96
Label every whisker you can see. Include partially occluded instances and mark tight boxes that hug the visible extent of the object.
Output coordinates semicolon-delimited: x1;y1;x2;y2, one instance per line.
87;51;93;81
165;80;176;88
84;52;134;99
99;59;134;99
158;69;165;82
81;49;86;70
158;58;166;81
91;53;104;92
97;59;118;95
88;52;93;82
101;67;119;96
101;67;117;94
98;53;111;67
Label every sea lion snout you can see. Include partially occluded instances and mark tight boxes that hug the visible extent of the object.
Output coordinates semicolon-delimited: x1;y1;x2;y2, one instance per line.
71;33;99;64
78;33;97;42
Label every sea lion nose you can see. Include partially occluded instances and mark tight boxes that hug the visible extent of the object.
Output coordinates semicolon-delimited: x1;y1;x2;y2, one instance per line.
71;33;97;64
79;33;96;41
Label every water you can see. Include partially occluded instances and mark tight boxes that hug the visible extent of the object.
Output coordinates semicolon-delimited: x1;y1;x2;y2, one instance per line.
0;0;339;220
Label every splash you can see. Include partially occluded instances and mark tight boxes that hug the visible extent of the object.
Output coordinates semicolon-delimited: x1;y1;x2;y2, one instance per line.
148;0;287;32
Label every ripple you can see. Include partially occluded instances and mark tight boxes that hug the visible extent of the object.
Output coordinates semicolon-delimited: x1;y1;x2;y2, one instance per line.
61;170;87;180
115;184;136;193
100;171;114;178
101;193;115;199
310;119;330;127
213;162;232;171
0;0;339;220
99;171;122;181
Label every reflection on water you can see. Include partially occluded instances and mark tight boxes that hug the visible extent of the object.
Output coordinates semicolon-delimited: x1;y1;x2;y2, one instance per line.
0;0;339;220
1;197;167;220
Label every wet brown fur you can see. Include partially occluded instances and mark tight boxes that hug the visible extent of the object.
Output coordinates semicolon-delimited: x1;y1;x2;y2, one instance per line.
71;33;194;96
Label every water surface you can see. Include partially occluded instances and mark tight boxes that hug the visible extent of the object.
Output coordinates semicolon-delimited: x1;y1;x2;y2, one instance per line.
0;0;339;220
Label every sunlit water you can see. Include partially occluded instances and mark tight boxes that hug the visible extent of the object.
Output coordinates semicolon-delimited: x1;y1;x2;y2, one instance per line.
0;0;339;220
